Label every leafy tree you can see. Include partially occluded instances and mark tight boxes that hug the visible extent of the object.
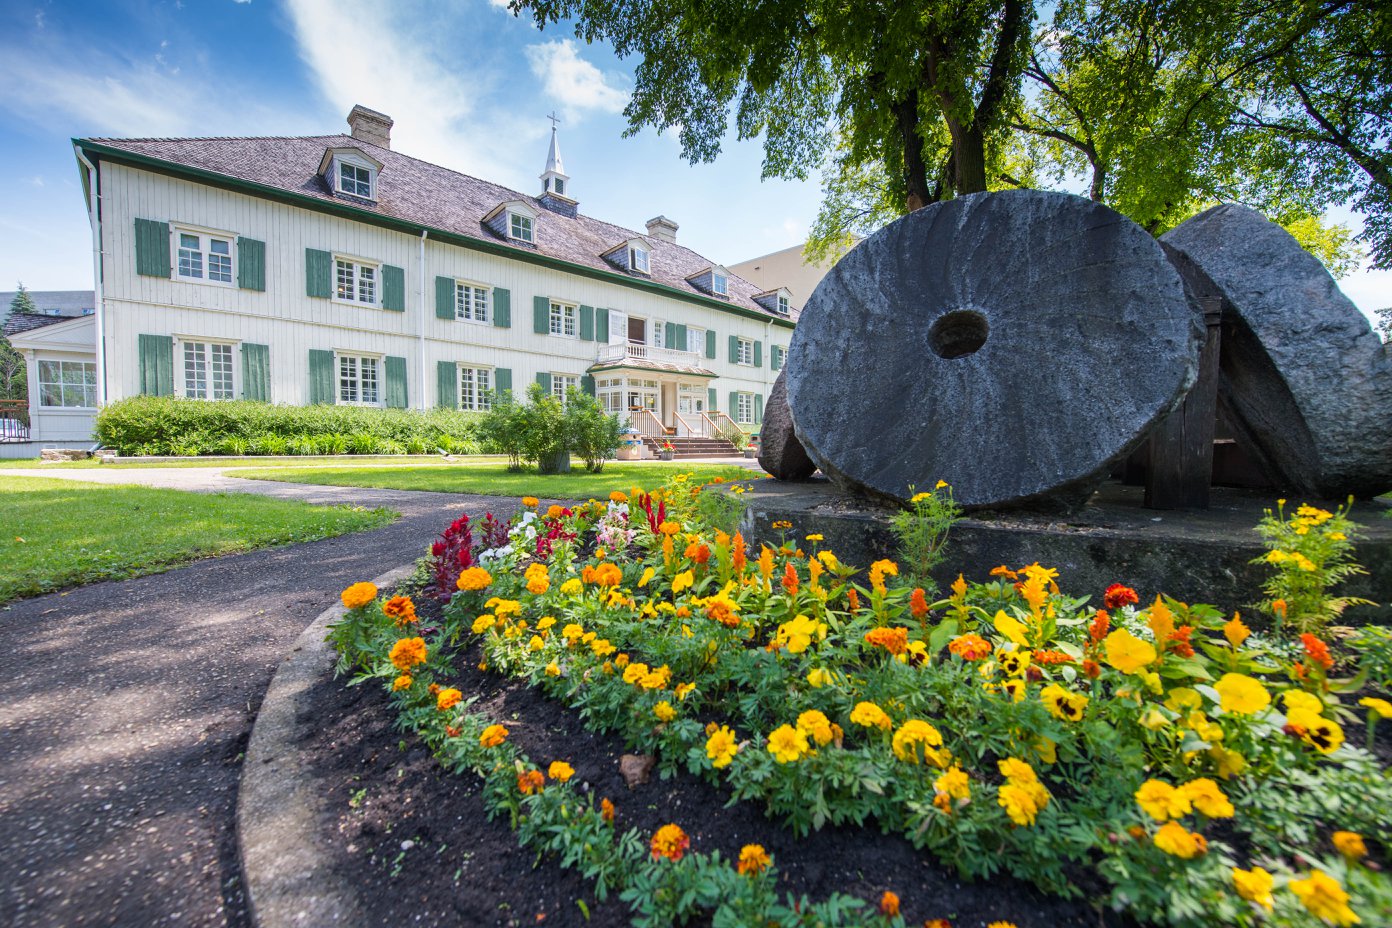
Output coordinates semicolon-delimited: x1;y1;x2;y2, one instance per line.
478;390;528;470
1375;307;1391;343
563;387;622;472
1280;215;1363;278
0;336;25;402
519;383;569;473
8;283;39;318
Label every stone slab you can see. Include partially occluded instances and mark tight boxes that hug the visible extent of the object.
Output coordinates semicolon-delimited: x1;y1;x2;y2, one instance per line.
1162;204;1392;498
732;478;1392;623
758;370;817;480
787;189;1202;510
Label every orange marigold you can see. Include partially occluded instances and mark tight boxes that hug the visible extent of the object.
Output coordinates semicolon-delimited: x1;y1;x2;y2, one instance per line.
591;562;623;587
456;567;493;591
340;582;378;610
1104;583;1139;610
736;844;771;876
389;636;428;672
436;687;462;711
479;724;508;747
650;823;690;862
948;634;992;661
879;891;900;917
864;626;910;656
1301;634;1334;670
600;797;615;823
517;769;546;794
382;595;417;625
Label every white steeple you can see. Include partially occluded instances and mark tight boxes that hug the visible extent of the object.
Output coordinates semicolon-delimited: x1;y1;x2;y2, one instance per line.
540;113;570;199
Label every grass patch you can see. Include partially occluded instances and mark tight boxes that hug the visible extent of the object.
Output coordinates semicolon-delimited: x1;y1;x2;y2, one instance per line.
0;455;507;470
0;476;397;604
234;462;762;496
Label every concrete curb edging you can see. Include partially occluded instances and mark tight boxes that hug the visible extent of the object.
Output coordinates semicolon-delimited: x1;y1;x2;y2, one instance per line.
236;563;416;928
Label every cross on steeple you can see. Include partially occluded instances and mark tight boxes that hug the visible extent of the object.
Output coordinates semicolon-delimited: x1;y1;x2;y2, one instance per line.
547;111;561;130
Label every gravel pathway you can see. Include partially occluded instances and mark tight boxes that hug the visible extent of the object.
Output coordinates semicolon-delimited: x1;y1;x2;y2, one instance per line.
0;475;522;928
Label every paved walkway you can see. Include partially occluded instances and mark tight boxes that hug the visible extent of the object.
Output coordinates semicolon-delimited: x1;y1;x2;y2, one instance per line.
0;475;525;928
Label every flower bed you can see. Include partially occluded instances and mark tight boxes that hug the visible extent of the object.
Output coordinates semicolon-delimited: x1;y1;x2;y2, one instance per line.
330;478;1392;927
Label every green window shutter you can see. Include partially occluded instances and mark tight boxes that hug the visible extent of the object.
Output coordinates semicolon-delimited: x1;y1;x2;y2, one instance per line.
435;276;455;319
665;323;678;349
579;305;595;341
708;387;717;411
492;288;511;328
241;343;270;401
237;237;266;291
382;265;406;311
671;323;687;352
755;394;764;425
533;296;550;334
771;346;783;371
437;361;457;408
728;334;738;363
137;334;173;396
494;367;512;399
305;249;332;298
134;219;170;278
705;329;716;359
384;356;408;408
754;341;763;368
536;371;552;393
728;391;738;419
595;307;609;343
581;374;595;397
308;349;335;404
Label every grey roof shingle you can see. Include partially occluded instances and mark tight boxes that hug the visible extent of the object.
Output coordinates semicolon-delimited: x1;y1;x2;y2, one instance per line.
3;313;75;337
84;134;799;323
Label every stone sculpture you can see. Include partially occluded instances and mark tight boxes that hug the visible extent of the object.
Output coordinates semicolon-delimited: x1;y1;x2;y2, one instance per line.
757;371;817;480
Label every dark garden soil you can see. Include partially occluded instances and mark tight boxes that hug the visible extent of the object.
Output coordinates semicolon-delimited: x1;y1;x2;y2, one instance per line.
301;596;1132;928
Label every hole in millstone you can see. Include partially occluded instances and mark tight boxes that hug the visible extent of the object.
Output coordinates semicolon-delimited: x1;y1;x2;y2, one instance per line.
927;309;989;359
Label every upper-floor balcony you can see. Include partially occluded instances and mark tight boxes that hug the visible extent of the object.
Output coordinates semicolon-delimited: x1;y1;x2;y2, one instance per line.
595;341;704;367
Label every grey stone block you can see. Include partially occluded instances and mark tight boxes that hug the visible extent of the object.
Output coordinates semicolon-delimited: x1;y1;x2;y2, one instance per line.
758;370;816;480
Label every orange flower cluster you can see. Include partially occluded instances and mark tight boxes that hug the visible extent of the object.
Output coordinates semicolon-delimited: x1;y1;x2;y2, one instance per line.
650;823;690;862
1103;583;1139;610
456;567;492;591
389;636;428;672
340;582;378;610
864;626;910;656
581;563;623;587
517;769;546;794
736;844;770;876
685;541;711;565
436;687;462;711
1301;633;1334;670
383;595;417;626
1088;609;1110;644
781;562;799;595
846;588;861;614
731;532;747;574
949;634;992;661
910;588;929;619
1032;649;1073;666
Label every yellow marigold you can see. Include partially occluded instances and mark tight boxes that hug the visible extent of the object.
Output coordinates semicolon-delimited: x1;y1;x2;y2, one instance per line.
998;782;1045;826
658;520;682;536
610;490;628;503
891;719;945;765
1040;684;1089;722
435;687;462;711
849;701;892;730
548;760;574;782
640;665;671;690
797;710;836;746
706;725;739;769
391;674;412;691
986;923;1020;928
767;724;809;763
544;662;560;677
1290;870;1360;926
1178;778;1233;819
1153;821;1208;859
1232;866;1274;911
654;701;677;723
528;634;545;652
456;567;493;591
1210;745;1247;779
1359;696;1392;719
868;558;899;594
1135;779;1191;821
471;614;496;634
736;844;770;876
622;662;650;685
479;724;508;747
525;565;550;596
807;667;832;688
1223;614;1250;648
650;823;690;862
675;682;695;700
559;577;583;596
934;765;971;801
561;623;584;642
1332;830;1367;860
521;496;539;507
705;592;741;628
1214;673;1271;715
590;638;615;658
997;757;1038;785
1104;628;1157;674
340;582;378;610
389;636;427;672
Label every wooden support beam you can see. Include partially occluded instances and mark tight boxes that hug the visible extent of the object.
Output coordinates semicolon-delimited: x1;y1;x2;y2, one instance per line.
1145;298;1224;509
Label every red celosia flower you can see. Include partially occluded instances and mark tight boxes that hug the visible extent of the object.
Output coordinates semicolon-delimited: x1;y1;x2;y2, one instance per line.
1104;583;1139;610
1300;633;1333;670
910;588;929;619
1088;609;1110;644
782;562;799;595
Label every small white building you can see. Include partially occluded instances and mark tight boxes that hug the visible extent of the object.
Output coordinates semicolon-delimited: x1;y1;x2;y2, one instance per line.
64;104;799;451
2;313;99;457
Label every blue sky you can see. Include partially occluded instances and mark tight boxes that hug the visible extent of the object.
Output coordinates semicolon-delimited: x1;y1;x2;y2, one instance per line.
0;0;1386;320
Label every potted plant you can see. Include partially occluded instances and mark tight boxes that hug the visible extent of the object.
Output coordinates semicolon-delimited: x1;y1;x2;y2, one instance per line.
659;439;675;461
745;433;760;459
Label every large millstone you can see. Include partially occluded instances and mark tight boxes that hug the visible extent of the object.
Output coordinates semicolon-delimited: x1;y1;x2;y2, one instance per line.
1162;205;1392;498
786;189;1202;509
758;370;816;480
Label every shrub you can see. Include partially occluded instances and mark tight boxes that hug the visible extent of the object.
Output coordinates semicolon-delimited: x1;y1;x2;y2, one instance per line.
477;385;621;473
94;396;485;456
565;388;622;473
478;391;528;470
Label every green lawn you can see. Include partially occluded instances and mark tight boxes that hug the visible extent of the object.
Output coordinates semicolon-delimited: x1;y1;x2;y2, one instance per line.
0;454;506;470
0;476;397;604
234;461;762;497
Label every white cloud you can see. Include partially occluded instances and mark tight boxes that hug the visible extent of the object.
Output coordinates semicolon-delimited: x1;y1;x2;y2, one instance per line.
525;39;628;116
27;176;44;187
486;0;512;8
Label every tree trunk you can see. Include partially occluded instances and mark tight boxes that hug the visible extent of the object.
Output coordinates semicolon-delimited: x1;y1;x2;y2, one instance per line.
950;122;988;194
894;92;933;211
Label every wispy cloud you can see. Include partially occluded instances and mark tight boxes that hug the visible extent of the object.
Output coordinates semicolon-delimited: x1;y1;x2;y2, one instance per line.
525;39;628;117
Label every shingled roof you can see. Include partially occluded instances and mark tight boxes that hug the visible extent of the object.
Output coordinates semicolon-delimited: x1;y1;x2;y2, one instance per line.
3;313;74;338
81;133;799;323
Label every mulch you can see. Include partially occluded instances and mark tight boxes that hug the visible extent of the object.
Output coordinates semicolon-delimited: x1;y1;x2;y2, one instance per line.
301;593;1128;928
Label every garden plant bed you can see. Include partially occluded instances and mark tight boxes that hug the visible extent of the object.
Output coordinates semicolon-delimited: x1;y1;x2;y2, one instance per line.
303;618;1110;927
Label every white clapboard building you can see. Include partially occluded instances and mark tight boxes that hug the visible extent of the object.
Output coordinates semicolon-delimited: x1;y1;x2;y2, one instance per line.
61;105;798;452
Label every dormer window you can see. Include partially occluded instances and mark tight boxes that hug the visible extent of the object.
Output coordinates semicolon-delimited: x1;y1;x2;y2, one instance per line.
339;162;372;198
510;212;534;243
778;294;790;315
630;244;650;274
319;146;383;202
484;199;539;245
713;272;728;296
752;286;794;316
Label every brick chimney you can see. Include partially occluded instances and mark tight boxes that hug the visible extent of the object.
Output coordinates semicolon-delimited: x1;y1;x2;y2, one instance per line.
347;105;393;150
646;216;679;244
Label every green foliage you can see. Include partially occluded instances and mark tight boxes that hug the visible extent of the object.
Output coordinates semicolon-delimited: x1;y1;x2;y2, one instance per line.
7;283;39;317
889;483;963;592
1281;215;1364;279
0;334;24;402
477;390;528;470
1350;626;1392;695
94;395;484;456
1252;499;1373;635
563;388;622;473
480;384;623;474
519;383;569;472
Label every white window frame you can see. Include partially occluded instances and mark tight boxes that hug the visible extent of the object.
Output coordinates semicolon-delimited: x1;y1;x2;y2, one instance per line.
454;280;492;324
172;225;236;287
778;294;791;315
336;352;383;407
712;273;729;296
457;364;494;412
735;336;755;366
35;358;98;409
735;392;755;424
549;300;578;338
651;319;666;348
551;373;580;405
333;255;380;307
509;211;534;243
552;177;566;196
175;337;239;401
686;326;705;355
336;159;375;199
629;244;650;274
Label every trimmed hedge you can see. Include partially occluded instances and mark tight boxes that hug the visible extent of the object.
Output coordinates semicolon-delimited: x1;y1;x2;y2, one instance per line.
95;396;487;457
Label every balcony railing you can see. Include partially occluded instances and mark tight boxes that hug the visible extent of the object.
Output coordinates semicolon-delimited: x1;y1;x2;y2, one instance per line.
0;400;30;442
595;342;704;367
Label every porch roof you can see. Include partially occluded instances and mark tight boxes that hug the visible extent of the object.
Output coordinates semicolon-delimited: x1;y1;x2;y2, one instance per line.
587;358;718;379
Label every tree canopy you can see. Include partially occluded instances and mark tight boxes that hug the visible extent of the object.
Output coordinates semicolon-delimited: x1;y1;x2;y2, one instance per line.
8;284;39;318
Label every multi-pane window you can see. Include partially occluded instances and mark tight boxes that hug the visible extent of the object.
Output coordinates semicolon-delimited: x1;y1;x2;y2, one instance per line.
338;355;380;405
686;326;705;355
552;374;579;404
455;282;490;323
651;320;665;348
182;341;235;400
778;294;791;315
338;162;372;198
549;301;577;337
712;273;728;296
510;212;534;243
335;258;378;305
176;230;233;284
736;336;754;365
630;245;650;273
736;392;755;424
457;366;493;411
36;360;97;408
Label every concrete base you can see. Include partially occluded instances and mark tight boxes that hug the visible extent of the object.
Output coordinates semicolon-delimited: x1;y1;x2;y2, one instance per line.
735;478;1392;623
